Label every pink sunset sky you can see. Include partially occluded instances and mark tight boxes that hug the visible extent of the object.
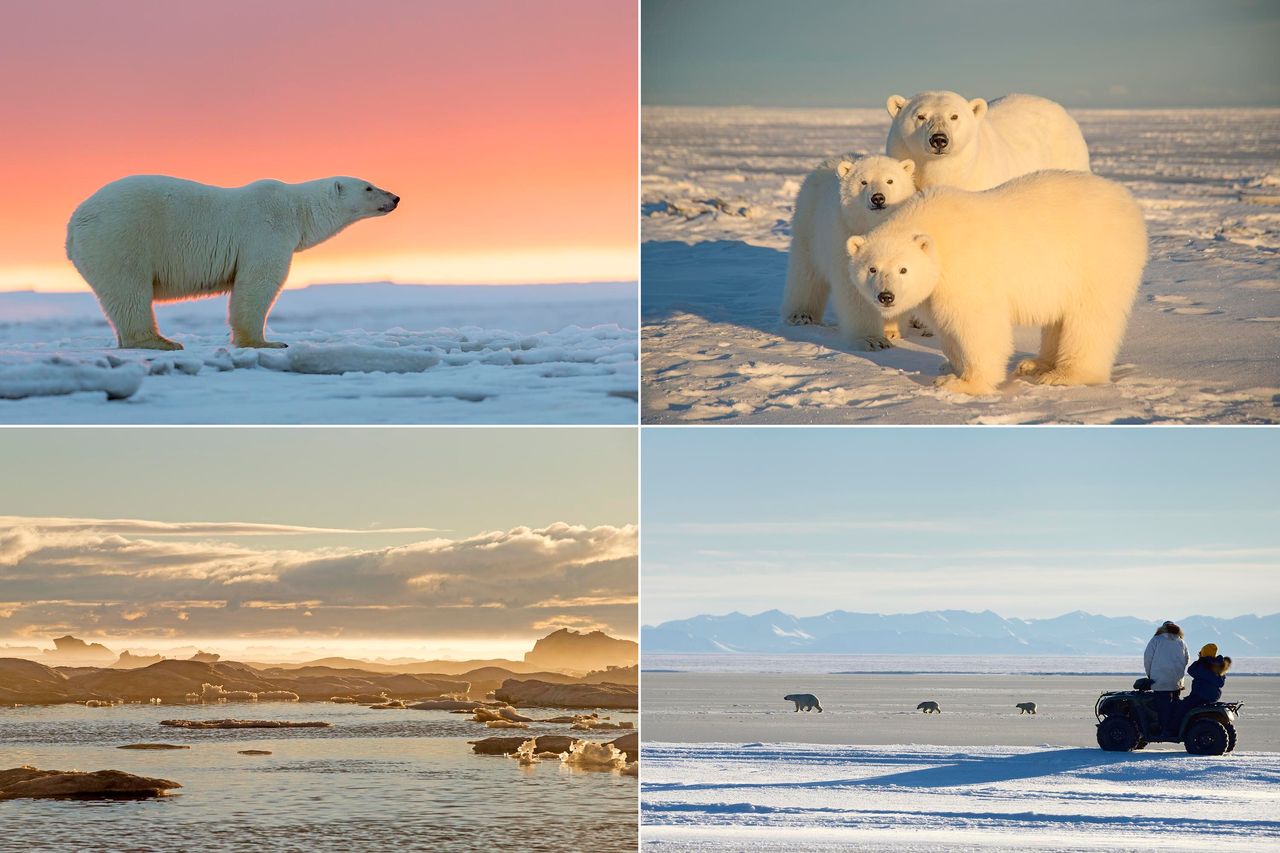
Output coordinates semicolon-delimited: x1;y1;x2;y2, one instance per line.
0;1;637;292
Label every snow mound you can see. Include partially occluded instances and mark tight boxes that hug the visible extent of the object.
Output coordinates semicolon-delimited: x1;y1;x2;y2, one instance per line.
0;357;145;400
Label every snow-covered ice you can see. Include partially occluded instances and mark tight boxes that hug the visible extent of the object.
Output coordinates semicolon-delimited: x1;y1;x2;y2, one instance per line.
641;108;1280;423
642;742;1280;851
0;282;637;423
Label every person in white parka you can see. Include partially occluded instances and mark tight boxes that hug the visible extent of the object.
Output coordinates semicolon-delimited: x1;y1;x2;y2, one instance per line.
1143;620;1190;736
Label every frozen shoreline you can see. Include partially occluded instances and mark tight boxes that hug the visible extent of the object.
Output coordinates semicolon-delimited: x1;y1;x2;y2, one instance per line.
641;672;1280;749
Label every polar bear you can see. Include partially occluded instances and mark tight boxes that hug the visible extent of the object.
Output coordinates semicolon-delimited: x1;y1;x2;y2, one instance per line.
917;701;941;714
844;170;1147;395
66;176;400;349
783;693;822;712
886;91;1090;191
781;155;918;349
1016;702;1038;714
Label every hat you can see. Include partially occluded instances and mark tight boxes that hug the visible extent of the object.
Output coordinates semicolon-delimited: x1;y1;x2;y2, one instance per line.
1199;643;1219;658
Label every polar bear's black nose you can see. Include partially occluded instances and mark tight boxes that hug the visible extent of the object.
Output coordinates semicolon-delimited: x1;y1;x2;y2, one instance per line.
391;195;400;204
929;133;949;151
870;193;886;207
877;291;895;306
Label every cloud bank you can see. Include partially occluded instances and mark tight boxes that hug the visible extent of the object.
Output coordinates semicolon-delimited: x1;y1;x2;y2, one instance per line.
0;516;637;643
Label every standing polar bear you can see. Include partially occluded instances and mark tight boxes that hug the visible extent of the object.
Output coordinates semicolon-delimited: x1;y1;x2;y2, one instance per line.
66;176;400;349
781;155;918;349
844;170;1147;395
886;91;1090;191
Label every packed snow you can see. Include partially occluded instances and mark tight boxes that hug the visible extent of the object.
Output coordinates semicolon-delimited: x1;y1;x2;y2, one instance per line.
641;108;1280;423
0;282;637;423
641;742;1280;852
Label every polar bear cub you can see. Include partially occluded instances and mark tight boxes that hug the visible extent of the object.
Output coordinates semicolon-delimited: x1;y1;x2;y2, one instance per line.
67;175;400;349
781;155;917;349
886;91;1090;191
844;170;1147;395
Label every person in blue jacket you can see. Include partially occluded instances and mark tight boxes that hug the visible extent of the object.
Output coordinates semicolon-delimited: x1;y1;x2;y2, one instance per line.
1182;643;1230;716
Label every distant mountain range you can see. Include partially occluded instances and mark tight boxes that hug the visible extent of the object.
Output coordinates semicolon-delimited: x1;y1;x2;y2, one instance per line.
642;610;1280;656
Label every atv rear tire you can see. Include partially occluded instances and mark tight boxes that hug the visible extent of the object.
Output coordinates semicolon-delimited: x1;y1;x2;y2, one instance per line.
1185;718;1229;756
1097;716;1141;752
1226;725;1237;753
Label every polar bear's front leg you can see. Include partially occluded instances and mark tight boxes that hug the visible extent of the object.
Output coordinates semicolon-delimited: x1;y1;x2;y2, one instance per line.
833;284;895;351
932;316;1011;396
229;258;291;348
781;244;829;325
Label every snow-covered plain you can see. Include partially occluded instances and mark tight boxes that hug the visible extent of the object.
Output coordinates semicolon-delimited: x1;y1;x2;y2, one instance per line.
0;282;637;423
641;742;1280;852
641;108;1280;423
642;670;1280;850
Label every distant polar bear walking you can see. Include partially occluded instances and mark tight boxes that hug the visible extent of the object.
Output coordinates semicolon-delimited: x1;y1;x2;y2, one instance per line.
781;155;918;350
845;170;1148;395
784;693;823;712
917;701;941;714
886;91;1090;191
66;175;400;349
1017;702;1038;714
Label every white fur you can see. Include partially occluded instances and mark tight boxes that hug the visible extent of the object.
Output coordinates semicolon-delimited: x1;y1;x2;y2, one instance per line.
781;155;917;349
886;91;1090;191
66;175;399;349
845;170;1147;395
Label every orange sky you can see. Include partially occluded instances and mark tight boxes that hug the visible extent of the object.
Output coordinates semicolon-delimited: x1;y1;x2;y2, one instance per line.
0;1;637;292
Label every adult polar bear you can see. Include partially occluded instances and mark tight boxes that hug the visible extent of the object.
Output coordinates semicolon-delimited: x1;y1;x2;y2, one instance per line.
781;155;917;349
67;176;399;349
886;91;1090;190
844;171;1147;395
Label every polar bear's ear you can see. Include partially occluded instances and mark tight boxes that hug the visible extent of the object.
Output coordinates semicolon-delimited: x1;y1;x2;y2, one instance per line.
836;160;854;178
899;159;915;175
846;235;867;255
886;95;908;117
913;233;933;254
333;180;345;195
969;98;988;120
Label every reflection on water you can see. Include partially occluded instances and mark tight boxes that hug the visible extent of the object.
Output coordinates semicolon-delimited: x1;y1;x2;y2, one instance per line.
0;703;637;852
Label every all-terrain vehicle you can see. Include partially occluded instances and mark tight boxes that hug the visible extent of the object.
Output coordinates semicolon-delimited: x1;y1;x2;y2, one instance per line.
1095;677;1242;755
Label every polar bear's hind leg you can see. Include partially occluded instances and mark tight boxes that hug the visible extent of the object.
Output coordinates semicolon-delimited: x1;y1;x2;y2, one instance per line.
1015;320;1062;378
88;269;182;350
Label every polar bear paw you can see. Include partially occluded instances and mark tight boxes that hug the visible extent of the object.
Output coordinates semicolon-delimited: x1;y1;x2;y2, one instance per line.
933;375;997;396
123;336;184;351
786;312;816;325
1014;359;1048;377
234;339;289;349
910;316;934;337
861;335;895;351
1031;368;1104;387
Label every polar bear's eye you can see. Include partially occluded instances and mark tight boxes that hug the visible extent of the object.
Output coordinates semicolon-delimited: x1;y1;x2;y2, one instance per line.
868;267;877;274
365;186;373;192
860;180;868;186
899;267;907;274
950;114;959;121
886;179;893;184
916;114;926;121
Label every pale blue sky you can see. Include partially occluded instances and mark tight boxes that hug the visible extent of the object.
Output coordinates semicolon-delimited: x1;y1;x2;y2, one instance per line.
642;428;1280;623
643;0;1280;108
